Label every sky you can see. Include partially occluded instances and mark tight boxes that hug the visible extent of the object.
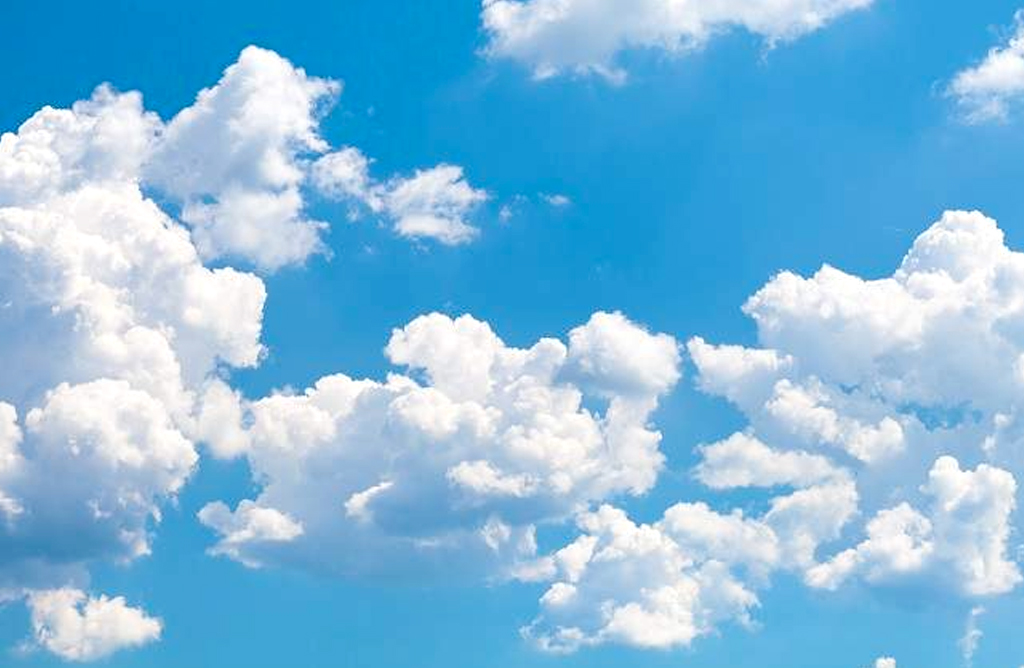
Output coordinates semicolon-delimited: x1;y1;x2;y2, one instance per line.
3;0;1024;666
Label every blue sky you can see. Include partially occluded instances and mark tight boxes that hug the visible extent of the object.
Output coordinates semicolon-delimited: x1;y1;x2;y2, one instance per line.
3;0;1024;666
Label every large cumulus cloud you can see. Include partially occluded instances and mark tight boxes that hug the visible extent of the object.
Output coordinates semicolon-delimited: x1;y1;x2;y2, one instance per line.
198;311;681;578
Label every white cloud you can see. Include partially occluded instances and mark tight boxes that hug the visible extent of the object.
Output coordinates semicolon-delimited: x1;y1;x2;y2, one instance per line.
0;180;265;583
690;209;1024;607
481;0;874;81
694;432;845;489
0;44;492;656
959;606;984;667
948;11;1024;123
542;193;571;207
310;146;381;209
522;434;858;651
27;588;161;662
313;156;489;245
197;500;304;568
198;311;680;579
384;165;488;245
147;46;338;270
872;659;897;668
522;505;761;652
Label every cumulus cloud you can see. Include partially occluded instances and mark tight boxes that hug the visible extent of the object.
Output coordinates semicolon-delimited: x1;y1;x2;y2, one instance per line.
689;209;1024;607
521;433;858;651
522;505;761;652
872;659;897;668
948;11;1024;123
0;44;481;659
481;0;874;81
313;152;488;245
27;588;162;662
0;180;265;586
518;208;1024;654
198;311;680;579
147;46;338;269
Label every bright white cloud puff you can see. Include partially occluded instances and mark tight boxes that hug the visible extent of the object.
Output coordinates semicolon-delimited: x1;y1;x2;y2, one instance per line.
948;11;1024;123
481;0;874;81
26;588;162;662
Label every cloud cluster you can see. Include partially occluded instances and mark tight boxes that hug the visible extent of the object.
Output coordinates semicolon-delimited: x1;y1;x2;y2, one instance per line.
26;588;162;662
481;0;874;81
198;311;681;578
0;45;487;660
0;112;266;588
687;210;1024;600
948;11;1024;123
521;434;855;650
516;209;1024;653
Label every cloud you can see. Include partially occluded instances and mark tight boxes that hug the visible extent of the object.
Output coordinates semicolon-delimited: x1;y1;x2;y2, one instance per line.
313;152;489;245
147;46;338;270
959;606;984;667
694;432;845;489
521;504;761;652
26;588;161;662
521;435;857;651
0;44;481;658
541;193;571;207
383;165;488;245
481;0;874;81
872;659;897;668
948;11;1024;123
0;180;265;585
689;210;1024;603
198;311;680;579
807;457;1019;595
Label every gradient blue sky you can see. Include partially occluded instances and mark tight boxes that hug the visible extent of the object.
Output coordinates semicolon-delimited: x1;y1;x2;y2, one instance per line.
3;0;1024;666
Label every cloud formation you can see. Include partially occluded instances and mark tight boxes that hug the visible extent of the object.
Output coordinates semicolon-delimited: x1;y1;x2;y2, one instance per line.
948;11;1024;123
481;0;874;81
26;588;162;662
0;45;486;660
313;151;488;245
521;209;1024;652
198;311;681;578
686;210;1024;601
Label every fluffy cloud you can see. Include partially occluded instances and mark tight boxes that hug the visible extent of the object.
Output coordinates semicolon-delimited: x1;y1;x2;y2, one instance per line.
689;210;1024;604
0;180;265;584
522;437;857;650
383;165;488;244
26;588;161;662
872;659;897;668
948;11;1024;123
534;208;1024;653
0;44;480;660
198;311;680;579
146;46;338;269
313;151;488;245
521;505;761;652
807;457;1019;595
481;0;874;81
